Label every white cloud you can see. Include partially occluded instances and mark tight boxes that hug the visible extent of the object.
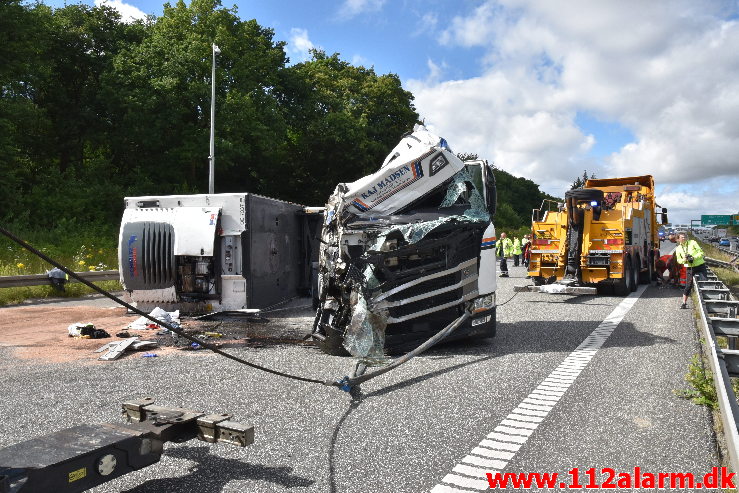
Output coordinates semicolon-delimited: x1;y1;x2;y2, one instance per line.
423;58;447;85
95;0;147;22
351;54;371;67
656;180;739;225
407;0;739;223
413;12;438;37
336;0;386;20
286;28;317;63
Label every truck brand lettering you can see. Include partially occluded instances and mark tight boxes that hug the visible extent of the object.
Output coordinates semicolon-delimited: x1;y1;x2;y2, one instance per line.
127;235;138;277
360;164;412;200
353;164;425;212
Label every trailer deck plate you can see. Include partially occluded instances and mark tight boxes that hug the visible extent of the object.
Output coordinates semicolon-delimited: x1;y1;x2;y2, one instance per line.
514;284;597;295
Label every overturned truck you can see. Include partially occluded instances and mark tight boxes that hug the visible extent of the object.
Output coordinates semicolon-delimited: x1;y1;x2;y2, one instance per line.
309;126;498;357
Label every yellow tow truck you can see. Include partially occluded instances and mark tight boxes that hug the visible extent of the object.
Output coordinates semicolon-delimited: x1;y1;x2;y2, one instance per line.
518;175;668;296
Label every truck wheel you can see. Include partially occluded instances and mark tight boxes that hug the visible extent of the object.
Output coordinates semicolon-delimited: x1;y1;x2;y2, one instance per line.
638;254;651;284
630;255;638;291
614;255;633;296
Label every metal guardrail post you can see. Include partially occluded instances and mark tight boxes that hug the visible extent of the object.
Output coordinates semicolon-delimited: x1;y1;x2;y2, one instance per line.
696;268;739;474
0;270;120;289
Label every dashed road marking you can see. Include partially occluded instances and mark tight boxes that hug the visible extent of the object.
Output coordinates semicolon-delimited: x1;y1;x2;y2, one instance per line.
430;285;646;492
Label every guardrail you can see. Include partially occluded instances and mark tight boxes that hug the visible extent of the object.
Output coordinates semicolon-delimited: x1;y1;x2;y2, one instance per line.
0;270;120;289
695;269;739;473
706;256;739;272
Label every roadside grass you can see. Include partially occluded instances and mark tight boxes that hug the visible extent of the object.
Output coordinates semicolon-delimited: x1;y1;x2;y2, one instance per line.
691;234;735;263
0;228;121;306
714;267;739;289
676;353;718;409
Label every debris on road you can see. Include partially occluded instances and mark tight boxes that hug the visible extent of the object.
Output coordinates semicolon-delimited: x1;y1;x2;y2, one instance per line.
127;306;180;331
96;337;159;360
67;322;110;339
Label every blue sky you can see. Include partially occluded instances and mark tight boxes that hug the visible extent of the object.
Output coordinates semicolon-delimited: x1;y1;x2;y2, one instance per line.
38;0;739;224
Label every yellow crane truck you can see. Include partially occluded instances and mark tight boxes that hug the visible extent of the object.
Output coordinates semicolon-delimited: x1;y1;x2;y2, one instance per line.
519;175;668;296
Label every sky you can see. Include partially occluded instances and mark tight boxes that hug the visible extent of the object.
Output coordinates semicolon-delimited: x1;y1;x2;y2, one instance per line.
41;0;739;225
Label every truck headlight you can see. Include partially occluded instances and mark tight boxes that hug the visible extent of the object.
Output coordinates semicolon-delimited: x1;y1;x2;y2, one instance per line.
473;294;495;312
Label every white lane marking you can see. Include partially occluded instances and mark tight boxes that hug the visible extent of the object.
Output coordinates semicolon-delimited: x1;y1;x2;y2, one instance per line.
431;485;476;493
453;464;493;478
479;439;522;451
471;447;515;460
517;403;552;412
441;473;490;490
462;454;508;469
495;425;534;436
432;286;646;492
488;432;529;443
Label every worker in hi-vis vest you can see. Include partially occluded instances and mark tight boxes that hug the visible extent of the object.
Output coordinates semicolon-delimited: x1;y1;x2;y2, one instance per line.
496;232;513;277
512;236;522;267
521;234;531;268
674;232;707;309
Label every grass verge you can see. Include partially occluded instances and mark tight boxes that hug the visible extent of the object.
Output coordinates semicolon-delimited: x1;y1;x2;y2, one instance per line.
0;227;120;306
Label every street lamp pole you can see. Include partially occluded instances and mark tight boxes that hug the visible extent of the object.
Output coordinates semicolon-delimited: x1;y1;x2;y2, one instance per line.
208;43;220;195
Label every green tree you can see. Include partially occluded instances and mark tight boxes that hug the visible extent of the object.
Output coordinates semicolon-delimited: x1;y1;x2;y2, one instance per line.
280;50;418;204
571;169;596;189
0;0;48;222
107;0;289;195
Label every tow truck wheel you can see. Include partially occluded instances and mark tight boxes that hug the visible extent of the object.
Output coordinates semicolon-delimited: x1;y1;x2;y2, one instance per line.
629;255;638;291
615;254;633;296
637;254;654;284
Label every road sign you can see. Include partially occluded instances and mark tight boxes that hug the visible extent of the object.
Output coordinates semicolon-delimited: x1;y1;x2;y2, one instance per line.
702;214;736;226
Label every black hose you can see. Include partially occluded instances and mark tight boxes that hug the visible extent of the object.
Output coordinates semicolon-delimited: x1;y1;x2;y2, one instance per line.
0;225;336;388
344;309;471;388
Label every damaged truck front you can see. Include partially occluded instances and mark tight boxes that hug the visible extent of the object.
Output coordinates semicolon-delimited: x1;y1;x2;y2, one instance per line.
310;126;498;358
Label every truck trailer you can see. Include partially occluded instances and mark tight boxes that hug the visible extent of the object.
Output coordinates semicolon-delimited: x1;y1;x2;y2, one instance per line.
118;193;321;313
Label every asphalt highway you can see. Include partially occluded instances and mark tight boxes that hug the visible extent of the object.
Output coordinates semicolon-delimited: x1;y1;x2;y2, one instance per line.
0;262;720;492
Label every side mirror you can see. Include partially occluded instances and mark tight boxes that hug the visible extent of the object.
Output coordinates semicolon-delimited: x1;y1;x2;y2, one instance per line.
481;161;496;217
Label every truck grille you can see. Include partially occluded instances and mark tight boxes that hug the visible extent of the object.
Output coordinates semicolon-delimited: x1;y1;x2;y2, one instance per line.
120;220;175;290
141;222;175;287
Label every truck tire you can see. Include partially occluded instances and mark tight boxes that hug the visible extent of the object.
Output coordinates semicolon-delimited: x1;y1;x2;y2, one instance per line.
614;254;634;296
637;254;650;284
630;255;638;291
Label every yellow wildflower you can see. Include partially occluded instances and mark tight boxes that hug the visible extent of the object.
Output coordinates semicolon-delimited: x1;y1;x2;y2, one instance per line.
78;260;86;266
16;263;25;269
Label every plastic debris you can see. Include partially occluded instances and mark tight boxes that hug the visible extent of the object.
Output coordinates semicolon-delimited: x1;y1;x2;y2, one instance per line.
141;353;158;358
46;267;68;291
68;322;110;339
127;307;181;330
